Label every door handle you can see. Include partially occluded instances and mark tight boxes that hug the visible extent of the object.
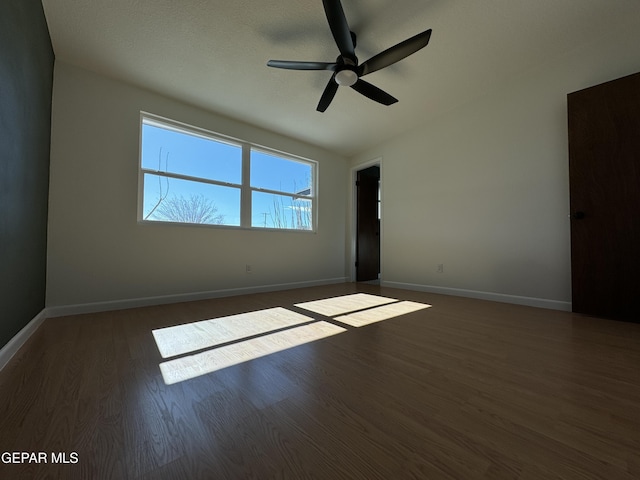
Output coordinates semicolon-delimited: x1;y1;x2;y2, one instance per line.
572;211;585;220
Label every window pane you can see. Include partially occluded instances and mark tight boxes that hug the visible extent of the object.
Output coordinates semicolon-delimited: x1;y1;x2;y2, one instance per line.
251;150;313;195
143;173;240;226
142;122;241;184
252;191;312;230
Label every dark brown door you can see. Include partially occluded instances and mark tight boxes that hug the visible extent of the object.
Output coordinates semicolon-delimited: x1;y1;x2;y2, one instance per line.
568;72;640;321
356;166;380;282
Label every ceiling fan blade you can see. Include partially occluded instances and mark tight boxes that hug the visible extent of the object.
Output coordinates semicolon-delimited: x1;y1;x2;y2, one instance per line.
267;60;337;71
358;29;432;77
317;74;339;112
350;79;398;106
322;0;356;59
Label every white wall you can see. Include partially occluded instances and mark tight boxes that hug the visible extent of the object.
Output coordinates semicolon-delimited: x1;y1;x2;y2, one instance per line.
350;24;640;309
47;62;348;308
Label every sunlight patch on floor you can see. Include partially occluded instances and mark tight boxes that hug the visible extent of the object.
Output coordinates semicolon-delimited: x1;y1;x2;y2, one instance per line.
295;293;432;327
152;307;313;358
154;294;432;384
294;293;398;316
159;321;346;385
335;301;431;327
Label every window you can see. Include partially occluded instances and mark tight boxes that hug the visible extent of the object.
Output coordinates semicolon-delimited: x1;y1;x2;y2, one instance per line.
251;150;313;230
139;114;316;231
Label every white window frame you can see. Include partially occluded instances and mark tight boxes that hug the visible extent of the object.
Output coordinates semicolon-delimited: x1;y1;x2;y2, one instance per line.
138;112;318;232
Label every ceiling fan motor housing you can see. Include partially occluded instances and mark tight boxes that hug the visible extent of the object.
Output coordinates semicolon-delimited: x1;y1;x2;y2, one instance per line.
335;69;358;86
335;57;358;86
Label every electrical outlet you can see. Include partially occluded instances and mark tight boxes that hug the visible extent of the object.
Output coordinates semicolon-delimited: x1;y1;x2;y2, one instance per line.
437;263;444;273
246;264;252;274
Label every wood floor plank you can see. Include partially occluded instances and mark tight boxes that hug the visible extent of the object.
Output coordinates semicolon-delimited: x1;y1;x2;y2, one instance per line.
1;283;640;479
70;316;126;479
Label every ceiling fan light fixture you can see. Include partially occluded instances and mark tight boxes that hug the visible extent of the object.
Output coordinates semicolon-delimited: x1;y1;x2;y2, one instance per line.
335;69;358;86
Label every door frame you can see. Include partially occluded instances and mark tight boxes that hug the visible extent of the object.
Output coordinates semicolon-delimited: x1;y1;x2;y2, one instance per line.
350;158;383;282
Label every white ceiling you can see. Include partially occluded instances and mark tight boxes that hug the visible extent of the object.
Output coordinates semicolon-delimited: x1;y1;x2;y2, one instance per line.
41;0;640;157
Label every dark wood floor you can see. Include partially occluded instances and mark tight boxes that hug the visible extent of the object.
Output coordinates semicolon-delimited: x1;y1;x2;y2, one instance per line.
1;283;639;479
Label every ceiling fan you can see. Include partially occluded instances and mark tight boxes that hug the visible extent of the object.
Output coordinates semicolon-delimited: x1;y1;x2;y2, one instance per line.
267;0;432;112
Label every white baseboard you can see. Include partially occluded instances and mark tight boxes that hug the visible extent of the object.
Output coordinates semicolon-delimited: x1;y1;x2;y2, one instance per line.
46;277;349;318
381;281;572;311
0;309;48;372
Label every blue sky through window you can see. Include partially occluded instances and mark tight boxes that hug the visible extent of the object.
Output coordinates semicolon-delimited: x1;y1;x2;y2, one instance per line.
251;150;312;229
251;150;312;194
141;119;314;229
142;123;242;225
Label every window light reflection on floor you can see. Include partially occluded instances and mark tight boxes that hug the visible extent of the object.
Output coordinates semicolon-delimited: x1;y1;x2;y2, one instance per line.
294;293;399;316
152;307;313;359
159;321;345;385
295;293;431;326
334;301;431;327
153;294;432;385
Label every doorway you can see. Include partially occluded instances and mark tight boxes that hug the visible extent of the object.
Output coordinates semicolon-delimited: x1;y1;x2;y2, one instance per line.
355;165;380;282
